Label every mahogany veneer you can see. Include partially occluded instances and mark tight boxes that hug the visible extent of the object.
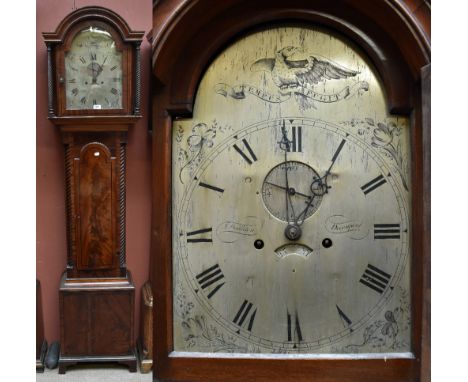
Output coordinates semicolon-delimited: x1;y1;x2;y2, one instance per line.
58;272;137;374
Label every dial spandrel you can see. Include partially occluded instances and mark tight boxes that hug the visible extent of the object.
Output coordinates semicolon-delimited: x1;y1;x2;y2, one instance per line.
65;26;123;110
172;26;411;355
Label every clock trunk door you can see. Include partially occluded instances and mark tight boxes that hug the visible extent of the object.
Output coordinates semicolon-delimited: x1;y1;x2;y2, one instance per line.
75;143;118;271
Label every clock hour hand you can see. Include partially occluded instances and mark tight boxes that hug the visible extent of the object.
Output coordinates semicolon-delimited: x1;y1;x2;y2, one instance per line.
324;138;346;179
278;121;303;241
294;192;317;226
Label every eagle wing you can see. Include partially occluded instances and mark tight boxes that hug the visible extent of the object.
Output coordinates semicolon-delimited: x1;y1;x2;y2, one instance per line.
286;56;359;86
250;58;276;72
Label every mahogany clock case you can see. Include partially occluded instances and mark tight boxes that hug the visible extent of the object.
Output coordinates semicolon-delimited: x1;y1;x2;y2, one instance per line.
149;1;430;382
42;6;145;374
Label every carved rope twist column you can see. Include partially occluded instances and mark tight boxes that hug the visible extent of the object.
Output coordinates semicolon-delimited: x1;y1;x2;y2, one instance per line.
64;143;75;269
119;142;127;268
47;44;55;117
134;43;141;115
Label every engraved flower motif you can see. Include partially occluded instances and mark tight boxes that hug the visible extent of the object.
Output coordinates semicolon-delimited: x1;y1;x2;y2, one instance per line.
371;122;394;147
182;315;207;346
381;310;398;338
178;122;218;184
187;123;216;151
370;121;408;191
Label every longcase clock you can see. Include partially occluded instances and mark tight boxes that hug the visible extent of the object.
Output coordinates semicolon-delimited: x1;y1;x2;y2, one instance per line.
149;1;430;382
43;6;144;374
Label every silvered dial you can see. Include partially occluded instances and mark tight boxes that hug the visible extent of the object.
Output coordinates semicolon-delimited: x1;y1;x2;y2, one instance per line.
65;26;123;110
175;117;409;352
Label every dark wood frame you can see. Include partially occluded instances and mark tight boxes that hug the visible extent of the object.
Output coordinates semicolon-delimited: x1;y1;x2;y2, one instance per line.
149;1;430;381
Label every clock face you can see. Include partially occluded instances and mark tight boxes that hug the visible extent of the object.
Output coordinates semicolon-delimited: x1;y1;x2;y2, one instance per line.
172;26;412;355
64;26;123;110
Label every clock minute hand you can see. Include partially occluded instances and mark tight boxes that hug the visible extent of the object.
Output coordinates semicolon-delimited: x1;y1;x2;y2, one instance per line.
296;140;346;225
311;138;347;197
322;138;346;181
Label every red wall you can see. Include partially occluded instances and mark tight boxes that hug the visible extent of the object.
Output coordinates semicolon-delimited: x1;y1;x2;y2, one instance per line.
36;0;152;342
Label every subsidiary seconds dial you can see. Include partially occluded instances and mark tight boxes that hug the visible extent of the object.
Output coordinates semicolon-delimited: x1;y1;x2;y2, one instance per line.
176;117;409;352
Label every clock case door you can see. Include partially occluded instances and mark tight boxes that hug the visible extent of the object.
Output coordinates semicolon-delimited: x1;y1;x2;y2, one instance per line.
149;1;430;381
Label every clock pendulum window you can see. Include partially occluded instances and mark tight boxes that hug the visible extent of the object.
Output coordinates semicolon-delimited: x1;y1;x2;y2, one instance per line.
43;6;144;374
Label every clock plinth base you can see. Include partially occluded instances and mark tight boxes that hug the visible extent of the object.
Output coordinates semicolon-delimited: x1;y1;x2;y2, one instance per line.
58;354;137;374
58;271;136;374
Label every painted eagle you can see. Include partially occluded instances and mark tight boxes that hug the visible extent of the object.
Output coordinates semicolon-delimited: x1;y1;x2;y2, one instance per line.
251;46;359;109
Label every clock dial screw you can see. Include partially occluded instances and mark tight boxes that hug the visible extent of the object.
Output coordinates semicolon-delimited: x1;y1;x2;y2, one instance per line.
285;224;302;241
254;239;264;249
322;238;333;248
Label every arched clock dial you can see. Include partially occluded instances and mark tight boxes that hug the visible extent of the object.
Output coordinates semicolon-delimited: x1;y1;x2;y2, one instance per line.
172;25;412;355
175;118;409;352
64;26;123;110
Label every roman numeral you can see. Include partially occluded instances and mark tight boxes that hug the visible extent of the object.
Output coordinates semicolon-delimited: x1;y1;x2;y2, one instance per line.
361;174;387;195
90;52;97;61
112;77;121;82
79;56;86;64
198;181;224;194
186;227;212;243
374;224;401;239
110;65;118;71
68;78;76;84
233;300;257;332
110;88;118;95
336;305;353;329
195;264;225;299
359;264;391;294
93;99;97;106
71;88;79;96
285;120;302;152
287;311;303;344
233;139;257;165
80;96;86;104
